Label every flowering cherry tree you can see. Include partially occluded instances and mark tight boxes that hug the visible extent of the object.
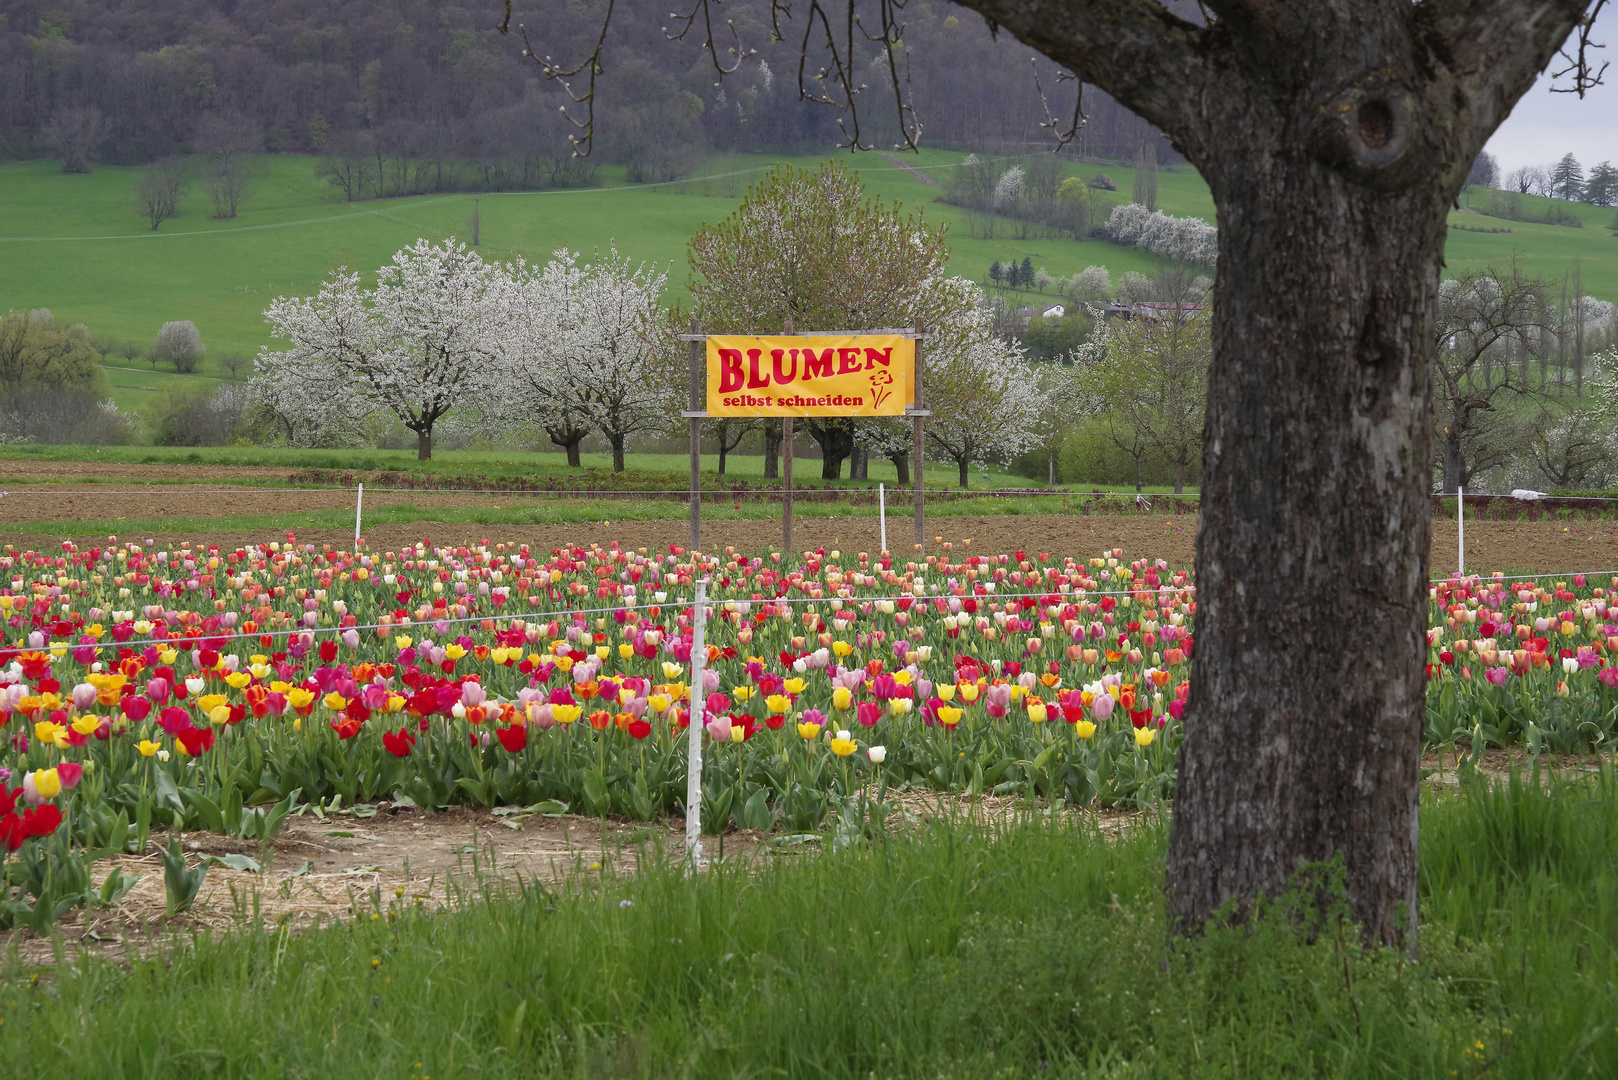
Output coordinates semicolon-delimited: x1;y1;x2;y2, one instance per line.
257;238;504;459
494;249;677;473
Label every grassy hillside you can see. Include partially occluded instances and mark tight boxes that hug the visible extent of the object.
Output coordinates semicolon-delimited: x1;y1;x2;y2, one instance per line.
0;151;1610;412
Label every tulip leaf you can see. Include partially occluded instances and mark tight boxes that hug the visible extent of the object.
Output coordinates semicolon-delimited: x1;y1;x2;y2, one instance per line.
204;853;261;873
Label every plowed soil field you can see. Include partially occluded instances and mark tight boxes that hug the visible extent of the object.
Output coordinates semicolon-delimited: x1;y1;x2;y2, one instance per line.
2;461;1616;573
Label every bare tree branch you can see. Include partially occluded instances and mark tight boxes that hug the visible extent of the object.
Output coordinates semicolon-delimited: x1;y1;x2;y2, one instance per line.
1550;0;1610;96
498;0;616;158
1031;58;1085;150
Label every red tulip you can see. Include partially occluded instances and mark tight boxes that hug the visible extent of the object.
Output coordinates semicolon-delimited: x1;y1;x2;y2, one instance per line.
382;729;415;757
496;724;528;753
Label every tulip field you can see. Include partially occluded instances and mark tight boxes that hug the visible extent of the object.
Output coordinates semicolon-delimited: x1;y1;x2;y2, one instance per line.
0;532;1616;929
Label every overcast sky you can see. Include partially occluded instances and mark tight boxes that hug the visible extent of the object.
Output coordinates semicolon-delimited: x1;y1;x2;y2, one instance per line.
1485;66;1618;174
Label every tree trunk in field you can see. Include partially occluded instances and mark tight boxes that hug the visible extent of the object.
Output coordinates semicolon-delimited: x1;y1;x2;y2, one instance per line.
1166;145;1442;948
890;451;910;486
958;457;969;488
415;428;432;461
607;432;626;473
718;441;729;475
763;421;780;480
548;425;586;468
850;443;868;480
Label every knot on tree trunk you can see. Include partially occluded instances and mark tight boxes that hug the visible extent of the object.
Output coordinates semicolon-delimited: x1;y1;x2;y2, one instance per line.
1316;78;1418;185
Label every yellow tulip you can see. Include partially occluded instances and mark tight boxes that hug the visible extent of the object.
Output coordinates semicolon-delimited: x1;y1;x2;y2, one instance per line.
286;688;316;709
831;687;853;710
209;704;232;726
386;695;406;713
595;646;609;661
225;671;251;689
936;706;962;728
797;721;822;740
137;739;161;757
958;682;981;703
829;735;857;757
832;640;853;657
324;692;348;711
619;644;635;660
647;694;671;715
33;768;62;799
33;720;65;746
936;683;956;702
1027;701;1048;723
197;693;227;714
158;648;178;665
732;686;752;702
555;655;574;673
766;694;793;714
784;677;806;695
445;643;467;660
1135;726;1156;747
394;635;413;649
71;714;101;736
663;662;684;679
1075;720;1097;739
892;670;913;686
553;705;583;725
888;698;912;715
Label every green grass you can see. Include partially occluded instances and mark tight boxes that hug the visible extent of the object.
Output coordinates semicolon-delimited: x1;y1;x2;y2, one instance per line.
6;150;1601;413
0;442;1201;496
8;774;1618;1077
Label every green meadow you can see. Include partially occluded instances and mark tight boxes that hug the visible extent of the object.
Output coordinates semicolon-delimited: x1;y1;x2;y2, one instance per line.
0;150;1611;412
8;774;1618;1078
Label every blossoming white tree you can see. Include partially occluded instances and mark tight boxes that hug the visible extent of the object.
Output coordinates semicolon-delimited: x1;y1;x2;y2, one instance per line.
493;249;677;473
256;238;504;459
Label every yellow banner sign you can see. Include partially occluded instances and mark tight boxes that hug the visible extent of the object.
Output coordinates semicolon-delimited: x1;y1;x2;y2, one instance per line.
706;334;915;417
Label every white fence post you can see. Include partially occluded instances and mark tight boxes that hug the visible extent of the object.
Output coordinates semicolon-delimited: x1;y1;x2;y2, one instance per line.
879;482;887;554
354;482;364;549
1457;485;1464;575
685;577;708;872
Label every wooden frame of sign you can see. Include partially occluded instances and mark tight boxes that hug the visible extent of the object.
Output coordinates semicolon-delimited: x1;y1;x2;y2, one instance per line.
678;319;929;557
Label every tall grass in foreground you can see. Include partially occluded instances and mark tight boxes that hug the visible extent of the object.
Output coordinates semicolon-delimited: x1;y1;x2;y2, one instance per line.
7;776;1618;1078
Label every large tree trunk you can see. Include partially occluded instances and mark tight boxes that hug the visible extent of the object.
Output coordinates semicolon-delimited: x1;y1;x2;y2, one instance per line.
415;427;432;461
548;425;586;468
890;451;910;486
809;421;855;480
1166;149;1439;949
957;457;969;489
607;432;626;474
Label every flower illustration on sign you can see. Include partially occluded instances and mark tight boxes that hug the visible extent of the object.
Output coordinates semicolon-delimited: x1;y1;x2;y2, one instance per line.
868;369;894;409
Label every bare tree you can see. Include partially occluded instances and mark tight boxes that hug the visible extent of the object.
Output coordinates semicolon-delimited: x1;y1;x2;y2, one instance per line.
1433;264;1551;492
135;159;191;230
41;106;106;173
314;136;379;203
217;353;250;380
198;109;263;221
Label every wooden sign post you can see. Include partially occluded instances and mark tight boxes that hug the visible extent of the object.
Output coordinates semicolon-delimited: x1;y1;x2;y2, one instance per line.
680;324;926;558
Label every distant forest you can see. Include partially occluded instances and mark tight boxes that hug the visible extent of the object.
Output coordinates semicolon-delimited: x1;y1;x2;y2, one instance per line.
0;0;1177;188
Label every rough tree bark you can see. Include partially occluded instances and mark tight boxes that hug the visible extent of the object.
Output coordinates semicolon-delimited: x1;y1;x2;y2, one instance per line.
962;0;1592;946
413;427;432;461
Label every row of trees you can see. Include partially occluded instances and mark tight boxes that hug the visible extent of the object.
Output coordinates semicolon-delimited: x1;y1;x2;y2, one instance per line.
0;310;138;446
251;163;1046;482
9;1;1175;181
1472;151;1618;207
